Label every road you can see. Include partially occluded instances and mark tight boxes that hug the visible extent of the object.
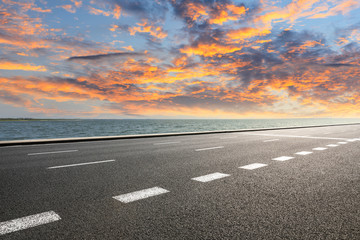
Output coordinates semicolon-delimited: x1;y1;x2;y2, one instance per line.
1;125;360;239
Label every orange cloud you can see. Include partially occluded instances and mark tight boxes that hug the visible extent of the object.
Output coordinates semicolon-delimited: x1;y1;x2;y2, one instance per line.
88;5;121;19
310;0;360;19
129;21;167;39
30;7;52;13
59;5;76;13
71;0;82;8
2;0;51;13
181;1;247;26
88;6;111;17
186;2;208;22
226;27;271;41
180;42;242;57
113;5;121;19
0;61;47;72
287;40;324;54
209;4;247;25
122;46;134;51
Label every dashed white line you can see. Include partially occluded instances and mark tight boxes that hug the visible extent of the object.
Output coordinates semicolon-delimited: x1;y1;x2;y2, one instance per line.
0;211;61;235
313;147;327;151
263;139;279;142
195;146;224;151
338;142;347;144
347;139;358;142
153;141;180;145
241;133;347;140
47;159;115;169
191;172;230;182
295;151;312;155
239;163;268;170
326;144;338;147
272;156;294;161
28;150;78;156
113;187;169;203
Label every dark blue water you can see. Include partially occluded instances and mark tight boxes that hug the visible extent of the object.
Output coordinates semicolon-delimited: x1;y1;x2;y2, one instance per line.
0;118;359;141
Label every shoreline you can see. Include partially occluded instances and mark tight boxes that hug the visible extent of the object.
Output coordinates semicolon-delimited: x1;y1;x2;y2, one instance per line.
1;122;359;147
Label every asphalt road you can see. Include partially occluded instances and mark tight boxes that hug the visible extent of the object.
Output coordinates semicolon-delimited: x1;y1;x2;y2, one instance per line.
1;125;360;239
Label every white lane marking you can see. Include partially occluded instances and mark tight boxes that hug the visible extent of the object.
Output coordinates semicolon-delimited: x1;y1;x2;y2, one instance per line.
272;156;294;161
347;139;358;142
239;163;268;170
241;133;347;140
47;159;115;169
338;142;347;144
28;150;78;156
327;144;338;147
113;187;169;203
153;141;180;145
195;146;224;151
263;139;279;142
295;151;312;155
191;172;230;182
220;136;237;139
313;147;327;151
0;211;61;235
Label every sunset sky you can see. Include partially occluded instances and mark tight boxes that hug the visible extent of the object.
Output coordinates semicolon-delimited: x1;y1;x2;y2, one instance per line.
1;0;360;119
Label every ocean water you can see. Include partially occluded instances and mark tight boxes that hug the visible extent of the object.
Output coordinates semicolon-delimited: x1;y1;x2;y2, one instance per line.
0;118;360;141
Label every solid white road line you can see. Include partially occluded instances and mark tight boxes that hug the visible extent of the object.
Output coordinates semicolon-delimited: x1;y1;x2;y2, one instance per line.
113;187;169;203
263;139;279;142
47;159;115;169
241;133;347;140
153;141;180;145
338;142;347;144
239;163;268;170
313;147;327;151
191;172;230;182
272;156;294;161
0;211;61;235
327;144;338;147
28;150;78;156
195;146;224;151
295;151;313;155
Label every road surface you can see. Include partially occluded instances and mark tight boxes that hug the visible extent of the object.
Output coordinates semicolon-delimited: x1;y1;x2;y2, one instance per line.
1;125;360;239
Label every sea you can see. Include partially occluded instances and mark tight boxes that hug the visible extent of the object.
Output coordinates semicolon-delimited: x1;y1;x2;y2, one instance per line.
1;118;360;141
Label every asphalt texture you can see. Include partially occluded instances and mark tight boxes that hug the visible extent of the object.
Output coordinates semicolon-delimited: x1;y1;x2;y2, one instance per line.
1;125;360;239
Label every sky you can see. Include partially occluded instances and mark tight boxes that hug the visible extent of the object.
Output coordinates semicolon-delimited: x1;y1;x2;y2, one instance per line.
0;0;360;119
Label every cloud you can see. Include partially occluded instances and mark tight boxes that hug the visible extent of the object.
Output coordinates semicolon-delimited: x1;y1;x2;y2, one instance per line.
0;61;47;72
128;20;168;40
310;0;360;19
226;27;271;41
71;0;82;8
87;5;121;19
122;46;134;51
2;0;360;118
180;41;242;57
108;0;168;21
320;63;358;68
0;90;32;107
67;52;144;61
88;6;111;17
170;0;247;27
58;5;76;14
